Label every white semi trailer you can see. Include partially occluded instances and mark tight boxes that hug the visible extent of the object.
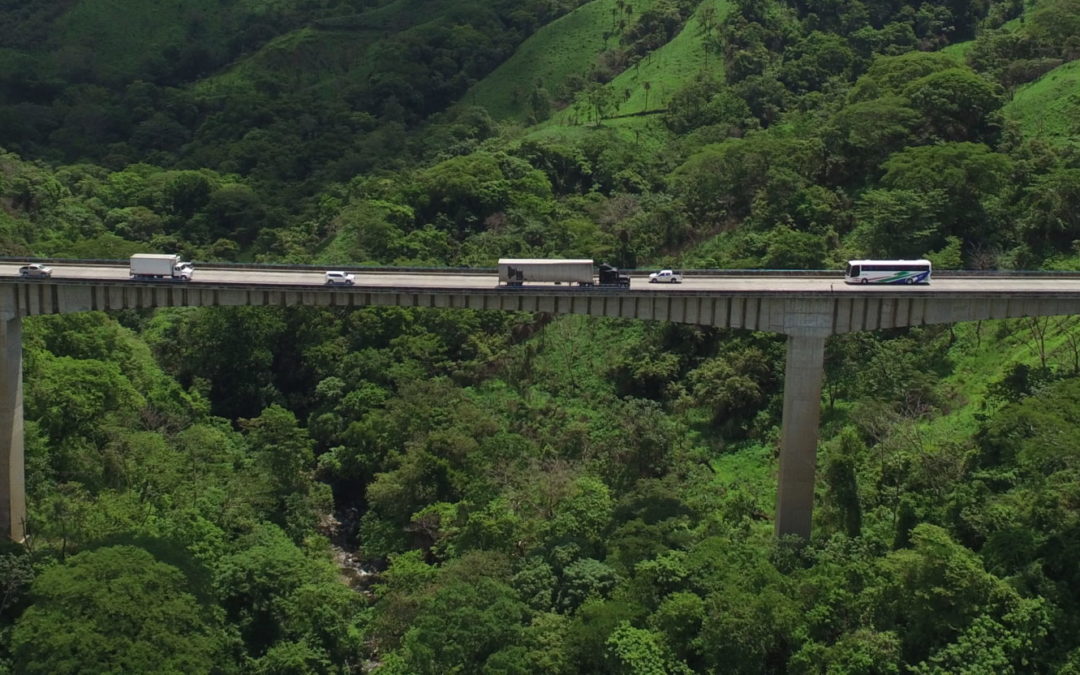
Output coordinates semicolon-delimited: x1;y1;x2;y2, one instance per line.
130;254;194;280
497;258;630;287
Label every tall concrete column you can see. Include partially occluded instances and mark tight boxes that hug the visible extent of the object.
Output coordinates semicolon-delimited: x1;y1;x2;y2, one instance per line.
0;316;25;542
775;334;826;540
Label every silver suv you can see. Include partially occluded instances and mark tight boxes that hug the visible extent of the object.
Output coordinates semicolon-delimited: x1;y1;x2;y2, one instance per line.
324;271;355;286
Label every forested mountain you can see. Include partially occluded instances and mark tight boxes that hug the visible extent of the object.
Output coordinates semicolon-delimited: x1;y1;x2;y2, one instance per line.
3;0;1080;672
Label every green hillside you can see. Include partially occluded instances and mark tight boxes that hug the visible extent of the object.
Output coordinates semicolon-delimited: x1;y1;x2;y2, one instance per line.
47;0;236;83
193;27;379;97
6;0;1080;672
569;0;732;120
466;0;660;121
1004;58;1080;149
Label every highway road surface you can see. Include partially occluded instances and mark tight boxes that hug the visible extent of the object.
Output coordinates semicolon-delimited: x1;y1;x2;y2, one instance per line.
5;262;1080;294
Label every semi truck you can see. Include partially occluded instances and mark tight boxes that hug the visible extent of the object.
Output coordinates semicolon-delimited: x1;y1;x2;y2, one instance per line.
130;254;194;281
498;258;631;287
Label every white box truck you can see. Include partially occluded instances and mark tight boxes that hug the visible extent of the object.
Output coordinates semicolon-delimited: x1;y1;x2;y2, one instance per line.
130;254;194;280
497;258;630;287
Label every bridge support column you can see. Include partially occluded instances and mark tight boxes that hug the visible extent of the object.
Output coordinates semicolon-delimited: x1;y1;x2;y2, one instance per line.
775;334;826;540
0;316;24;542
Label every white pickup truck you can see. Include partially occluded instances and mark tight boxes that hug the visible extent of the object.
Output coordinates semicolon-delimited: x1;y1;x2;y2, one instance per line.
648;269;683;284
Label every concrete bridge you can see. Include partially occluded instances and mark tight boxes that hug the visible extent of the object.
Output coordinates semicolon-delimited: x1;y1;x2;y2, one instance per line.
6;262;1080;543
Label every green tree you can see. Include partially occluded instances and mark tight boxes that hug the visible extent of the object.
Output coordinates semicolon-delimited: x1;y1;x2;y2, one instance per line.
241;404;330;537
544;474;614;548
848;51;961;103
664;77;752;134
394;577;527;674
872;524;1048;665
409;151;553;238
851;188;946;260
879;142;1013;248
153;306;288;419
557;557;618;612
824;427;863;537
605;621;687;674
901;68;1003;142
584;82;617;125
779;31;856;93
1019;168;1080;254
214;524;357;661
687;346;775;434
790;629;902;674
760;225;827;269
11;546;225;674
670;132;818;227
822;97;921;186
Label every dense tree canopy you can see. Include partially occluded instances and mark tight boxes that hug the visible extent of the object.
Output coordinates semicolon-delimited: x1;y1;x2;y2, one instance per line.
3;0;1080;671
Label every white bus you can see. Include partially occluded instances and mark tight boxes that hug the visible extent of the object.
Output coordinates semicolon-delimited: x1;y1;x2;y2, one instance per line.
844;259;931;285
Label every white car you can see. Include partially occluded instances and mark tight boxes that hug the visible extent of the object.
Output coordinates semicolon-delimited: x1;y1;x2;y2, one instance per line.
324;271;355;286
648;269;682;284
18;263;52;279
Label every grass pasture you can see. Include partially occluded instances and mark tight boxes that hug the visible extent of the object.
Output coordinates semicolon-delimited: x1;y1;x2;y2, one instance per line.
466;0;663;122
194;27;379;98
1003;58;1080;148
567;0;731;121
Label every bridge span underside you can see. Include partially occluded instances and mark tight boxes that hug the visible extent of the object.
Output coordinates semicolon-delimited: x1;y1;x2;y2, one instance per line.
5;279;1080;542
7;281;1080;333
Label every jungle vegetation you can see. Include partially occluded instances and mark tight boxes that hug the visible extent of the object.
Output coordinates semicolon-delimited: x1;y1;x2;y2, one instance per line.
3;0;1080;672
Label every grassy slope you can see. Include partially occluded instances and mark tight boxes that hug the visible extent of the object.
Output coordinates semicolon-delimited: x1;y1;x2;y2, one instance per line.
1003;58;1080;149
518;0;730;159
840;313;1080;533
466;0;662;121
192;0;465;98
193;27;379;97
536;0;733;162
468;0;728;122
568;0;731;120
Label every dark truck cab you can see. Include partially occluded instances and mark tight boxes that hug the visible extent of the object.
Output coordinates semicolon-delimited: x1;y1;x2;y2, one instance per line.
597;263;631;287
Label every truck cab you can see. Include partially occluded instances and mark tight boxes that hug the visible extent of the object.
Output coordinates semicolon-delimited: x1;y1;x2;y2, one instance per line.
597;263;631;287
175;262;194;280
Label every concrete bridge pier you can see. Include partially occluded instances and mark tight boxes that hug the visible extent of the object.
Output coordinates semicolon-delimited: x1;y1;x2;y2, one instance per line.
1;316;25;542
775;334;826;540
